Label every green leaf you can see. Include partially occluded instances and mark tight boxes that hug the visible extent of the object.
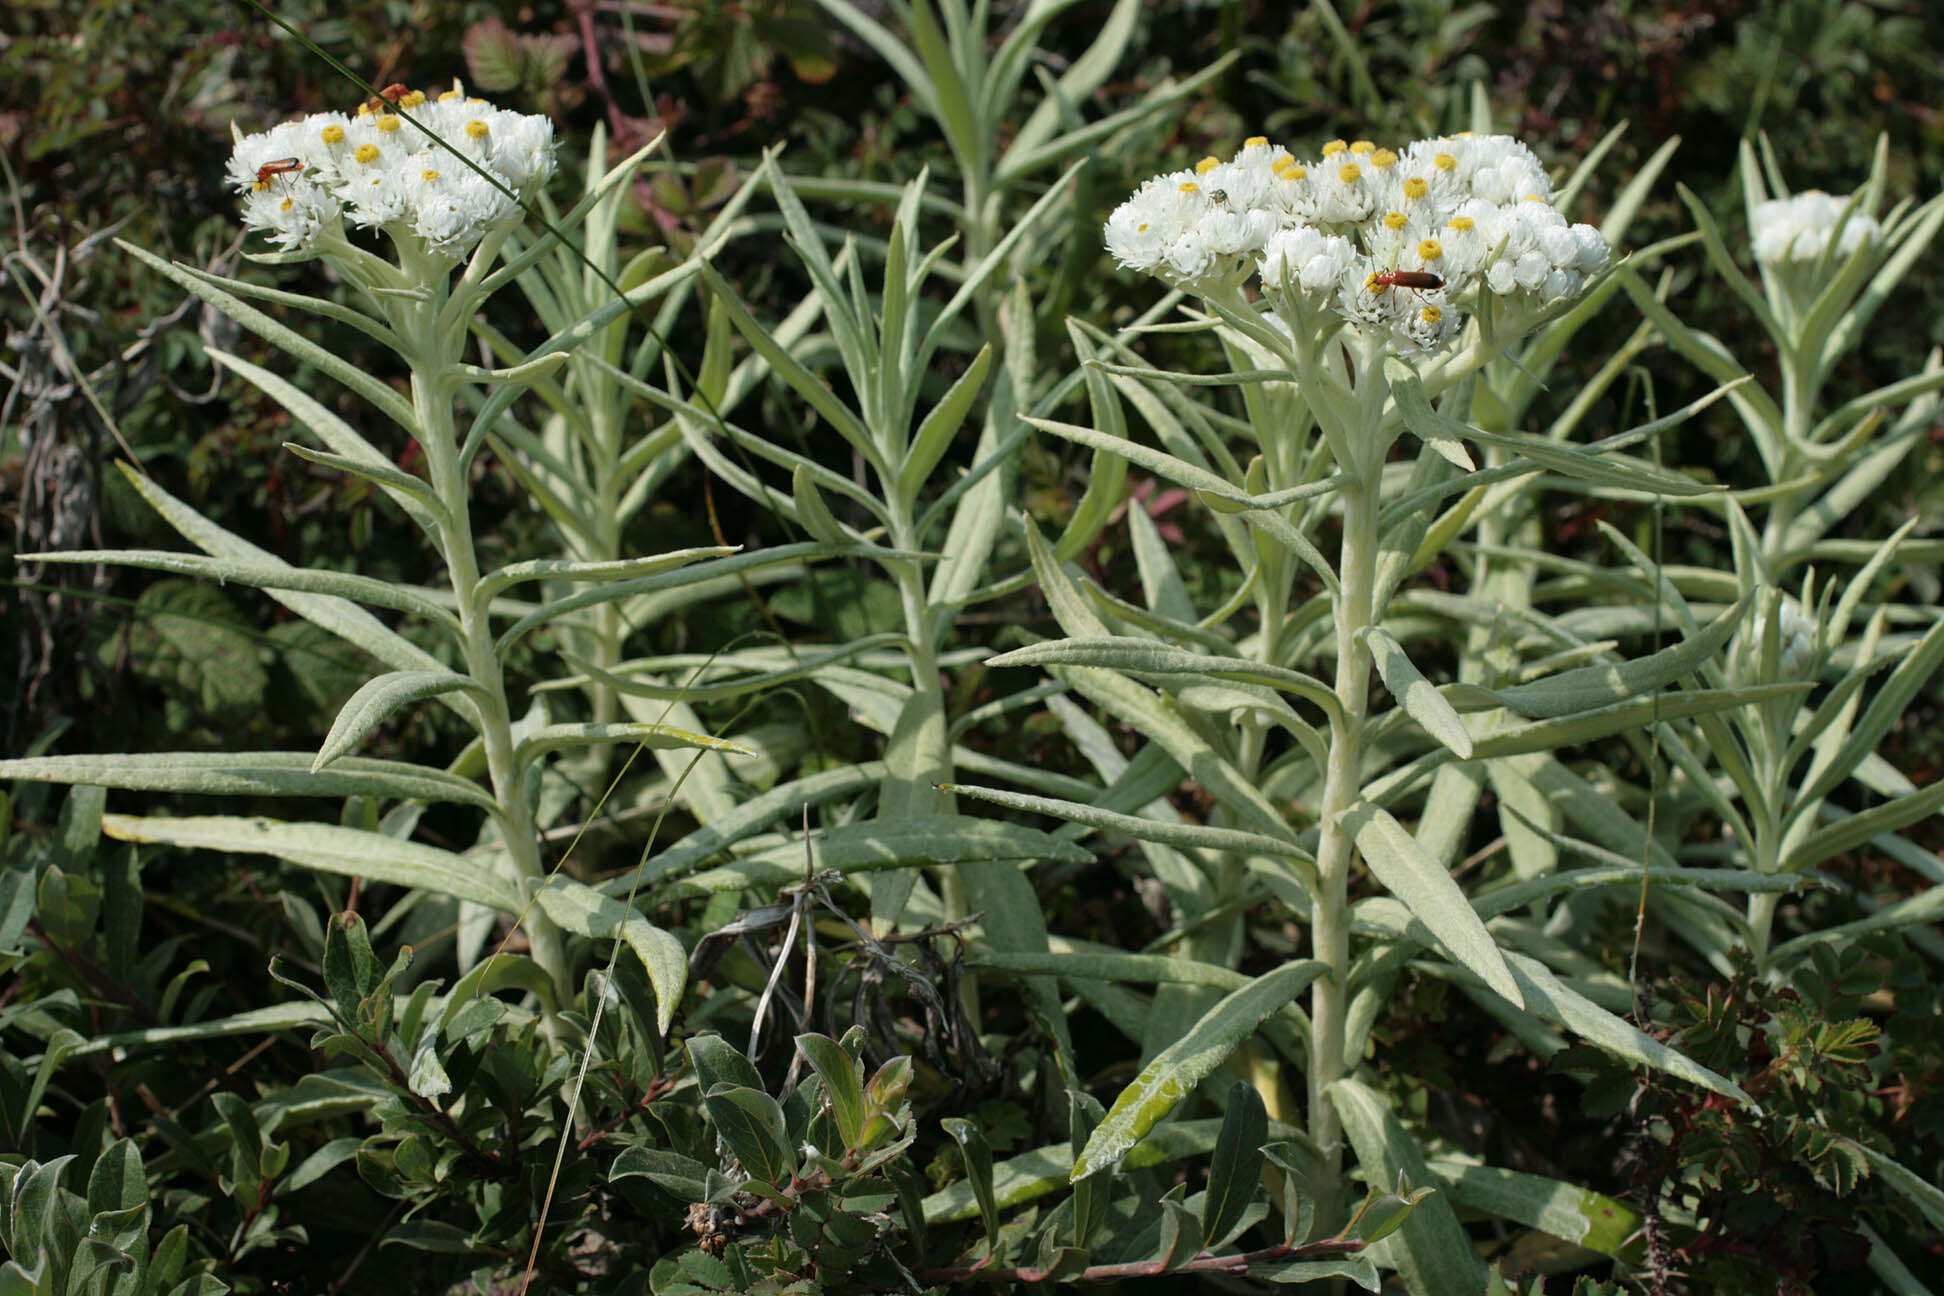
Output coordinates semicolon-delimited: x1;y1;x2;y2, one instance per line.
315;672;488;770
1073;961;1325;1180
797;1034;866;1152
84;1140;145;1216
790;463;852;544
612;1147;713;1203
705;1084;794;1186
1428;1160;1642;1260
382;1219;476;1253
512;722;754;768
1445;595;1748;718
1329;1078;1484;1294
1202;1082;1268;1249
986;636;1339;718
1363;628;1471;757
99;814;523;914
942;1117;1001;1257
900;343;992;503
534;877;686;1033
943;781;1313;861
1258;1256;1381;1288
124;580;268;725
1344;803;1522;1006
0;752;494;810
116;240;418;433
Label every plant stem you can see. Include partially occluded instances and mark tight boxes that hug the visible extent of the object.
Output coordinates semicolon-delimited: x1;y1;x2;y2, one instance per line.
1306;439;1382;1228
411;358;572;1003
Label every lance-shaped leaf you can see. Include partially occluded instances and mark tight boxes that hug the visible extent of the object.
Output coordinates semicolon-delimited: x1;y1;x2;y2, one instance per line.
316;672;490;771
281;442;447;529
534;877;685;1032
899;342;992;503
0;752;494;810
117;240;418;432
942;1117;1001;1257
1362;628;1471;758
100;814;522;913
1445;595;1748;719
1071;960;1326;1180
1427;1161;1643;1260
474;546;739;601
24;549;456;630
1330;1078;1484;1294
987;636;1340;719
1344;803;1522;1007
705;1084;794;1187
944;782;1313;862
511;722;753;767
797;1034;867;1152
1202;1081;1269;1248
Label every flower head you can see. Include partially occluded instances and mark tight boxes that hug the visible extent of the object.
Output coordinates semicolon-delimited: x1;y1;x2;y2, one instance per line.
226;83;555;261
1106;131;1609;355
1750;190;1879;267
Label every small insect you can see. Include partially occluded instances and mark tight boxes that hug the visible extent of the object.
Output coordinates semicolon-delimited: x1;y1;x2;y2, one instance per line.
1369;269;1445;293
363;82;411;113
1207;188;1229;205
253;157;304;187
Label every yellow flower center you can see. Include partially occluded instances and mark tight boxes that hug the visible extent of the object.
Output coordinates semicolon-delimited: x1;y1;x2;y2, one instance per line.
1349;139;1375;155
1244;135;1268;148
1403;177;1428;200
1279;164;1307;181
440;90;464;102
354;143;381;164
422;169;441;181
466;119;490;139
1196;156;1220;174
1435;152;1457;172
376;115;401;133
1178;181;1200;194
1337;162;1361;183
399;90;427;109
1322;139;1348;157
1420;305;1442;323
1448;215;1475;231
320;124;346;145
1417;238;1444;262
1383;211;1408;230
1371;148;1397;168
280;197;295;212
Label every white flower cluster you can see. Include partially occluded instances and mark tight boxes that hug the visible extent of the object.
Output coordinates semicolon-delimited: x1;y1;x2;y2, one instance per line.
1104;134;1609;354
225;85;555;257
1749;190;1879;267
1737;595;1819;681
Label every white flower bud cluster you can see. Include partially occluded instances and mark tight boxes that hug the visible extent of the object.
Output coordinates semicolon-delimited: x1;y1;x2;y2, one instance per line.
225;85;556;258
1104;134;1610;354
1737;595;1819;681
1749;191;1879;267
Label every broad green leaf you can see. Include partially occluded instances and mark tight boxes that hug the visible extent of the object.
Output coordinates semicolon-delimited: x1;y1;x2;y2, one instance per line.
1428;1160;1642;1259
942;1117;1001;1257
533;877;686;1032
1345;803;1522;1006
315;671;488;771
797;1033;866;1152
1363;628;1471;757
0;752;495;810
99;814;523;914
611;1147;712;1202
705;1084;794;1186
1330;1078;1484;1294
1072;960;1325;1180
1202;1082;1268;1248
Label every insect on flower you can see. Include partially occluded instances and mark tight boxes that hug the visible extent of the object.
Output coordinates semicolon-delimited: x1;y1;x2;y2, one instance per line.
253;157;304;188
363;82;412;113
1368;269;1445;294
